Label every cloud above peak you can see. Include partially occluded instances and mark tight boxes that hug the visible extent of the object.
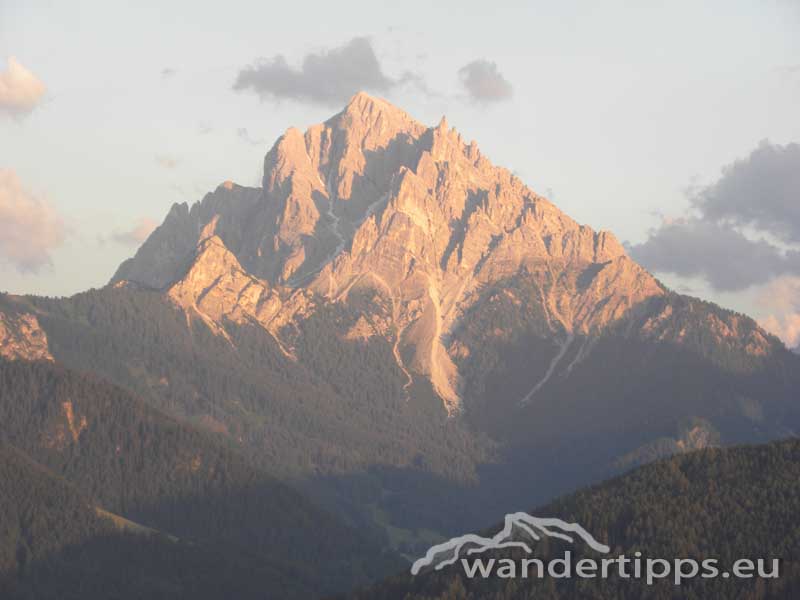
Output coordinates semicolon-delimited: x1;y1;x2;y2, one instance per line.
0;57;46;118
0;169;65;272
458;59;513;104
233;37;412;106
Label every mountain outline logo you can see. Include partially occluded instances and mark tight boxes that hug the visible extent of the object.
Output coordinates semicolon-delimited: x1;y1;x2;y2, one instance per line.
411;512;611;575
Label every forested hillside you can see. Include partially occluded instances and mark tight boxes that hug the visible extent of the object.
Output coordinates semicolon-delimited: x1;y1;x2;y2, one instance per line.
0;442;323;599
0;290;494;550
345;439;800;599
0;359;402;597
3;289;489;480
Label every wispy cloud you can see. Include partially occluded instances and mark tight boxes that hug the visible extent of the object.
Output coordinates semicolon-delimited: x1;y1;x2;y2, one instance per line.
0;169;65;272
775;64;800;77
237;128;264;146
110;217;157;247
155;155;179;169
0;57;46;118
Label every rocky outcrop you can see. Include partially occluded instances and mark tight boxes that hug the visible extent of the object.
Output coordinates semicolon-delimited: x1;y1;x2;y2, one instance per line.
0;311;51;361
112;182;263;289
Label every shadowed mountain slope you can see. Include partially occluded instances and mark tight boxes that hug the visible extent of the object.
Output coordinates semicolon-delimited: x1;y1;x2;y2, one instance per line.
343;438;800;600
0;358;402;597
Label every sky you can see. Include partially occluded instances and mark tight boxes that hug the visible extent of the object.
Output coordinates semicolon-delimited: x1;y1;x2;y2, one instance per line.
1;0;799;345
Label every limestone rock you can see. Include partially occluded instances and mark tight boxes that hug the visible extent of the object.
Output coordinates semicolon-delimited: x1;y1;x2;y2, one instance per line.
0;311;52;361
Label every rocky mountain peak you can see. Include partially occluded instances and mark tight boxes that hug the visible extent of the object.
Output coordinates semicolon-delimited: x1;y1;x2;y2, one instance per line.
335;91;423;138
262;126;321;194
111;93;675;413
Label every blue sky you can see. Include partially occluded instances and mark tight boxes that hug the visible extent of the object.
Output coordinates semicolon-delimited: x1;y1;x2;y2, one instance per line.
1;0;799;343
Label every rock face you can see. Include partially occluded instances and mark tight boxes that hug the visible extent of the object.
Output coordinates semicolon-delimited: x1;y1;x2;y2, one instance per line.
111;92;781;414
0;311;51;361
112;93;426;289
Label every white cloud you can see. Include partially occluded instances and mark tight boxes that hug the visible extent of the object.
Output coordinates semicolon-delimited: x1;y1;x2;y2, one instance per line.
0;169;65;272
0;57;46;118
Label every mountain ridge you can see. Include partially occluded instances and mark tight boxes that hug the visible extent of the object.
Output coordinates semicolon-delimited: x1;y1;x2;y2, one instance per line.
109;92;704;413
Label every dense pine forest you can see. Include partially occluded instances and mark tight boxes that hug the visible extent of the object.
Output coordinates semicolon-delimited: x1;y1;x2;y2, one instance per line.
0;441;323;599
1;290;497;548
3;289;490;480
344;438;800;599
0;359;402;598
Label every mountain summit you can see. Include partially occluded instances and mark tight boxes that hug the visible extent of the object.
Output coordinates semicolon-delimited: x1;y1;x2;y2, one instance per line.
111;92;689;412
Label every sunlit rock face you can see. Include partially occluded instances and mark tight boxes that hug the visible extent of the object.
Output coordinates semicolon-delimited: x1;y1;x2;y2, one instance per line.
0;311;52;361
111;92;780;415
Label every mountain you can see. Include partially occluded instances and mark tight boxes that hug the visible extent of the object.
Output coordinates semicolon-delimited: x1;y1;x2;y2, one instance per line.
0;358;402;598
342;438;800;599
111;92;663;412
2;92;799;560
108;91;796;424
